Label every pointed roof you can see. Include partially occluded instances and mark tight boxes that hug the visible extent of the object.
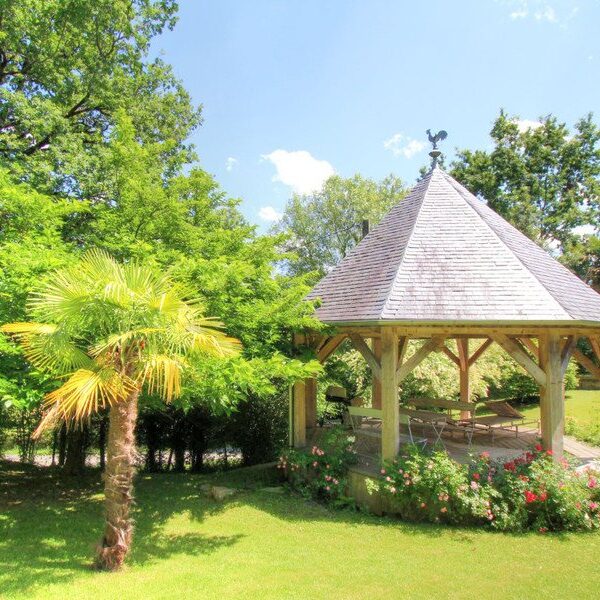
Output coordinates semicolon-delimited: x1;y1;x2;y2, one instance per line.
307;167;600;325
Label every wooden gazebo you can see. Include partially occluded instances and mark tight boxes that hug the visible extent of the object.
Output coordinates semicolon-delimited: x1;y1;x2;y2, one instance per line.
293;165;600;461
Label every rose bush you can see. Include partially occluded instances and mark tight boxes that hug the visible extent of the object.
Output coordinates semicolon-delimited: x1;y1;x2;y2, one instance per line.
378;444;600;533
278;427;357;506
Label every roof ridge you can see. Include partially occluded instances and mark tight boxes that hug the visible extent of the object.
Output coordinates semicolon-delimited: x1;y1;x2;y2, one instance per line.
379;169;438;318
439;170;572;319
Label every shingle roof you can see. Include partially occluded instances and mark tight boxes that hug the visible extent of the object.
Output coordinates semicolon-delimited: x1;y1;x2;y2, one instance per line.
307;166;600;325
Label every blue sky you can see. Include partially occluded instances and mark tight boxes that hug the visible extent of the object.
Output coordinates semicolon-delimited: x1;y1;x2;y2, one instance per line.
152;0;600;228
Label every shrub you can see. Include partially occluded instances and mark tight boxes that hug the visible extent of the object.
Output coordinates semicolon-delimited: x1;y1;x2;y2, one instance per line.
377;445;600;533
379;446;496;525
278;427;357;505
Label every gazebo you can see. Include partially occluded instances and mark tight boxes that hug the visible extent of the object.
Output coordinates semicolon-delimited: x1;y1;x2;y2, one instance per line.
292;163;600;462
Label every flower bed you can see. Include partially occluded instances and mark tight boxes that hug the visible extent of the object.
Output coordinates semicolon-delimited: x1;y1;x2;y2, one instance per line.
377;444;600;532
278;427;357;506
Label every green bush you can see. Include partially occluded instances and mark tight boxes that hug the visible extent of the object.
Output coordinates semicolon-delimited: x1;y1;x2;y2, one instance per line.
378;445;599;533
278;427;357;505
379;447;496;525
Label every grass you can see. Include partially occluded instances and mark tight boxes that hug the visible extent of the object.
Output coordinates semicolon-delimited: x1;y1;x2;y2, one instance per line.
516;390;600;445
516;390;600;426
2;461;600;599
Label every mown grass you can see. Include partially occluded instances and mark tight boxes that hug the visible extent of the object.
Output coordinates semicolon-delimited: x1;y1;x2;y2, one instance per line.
518;390;600;445
2;461;600;599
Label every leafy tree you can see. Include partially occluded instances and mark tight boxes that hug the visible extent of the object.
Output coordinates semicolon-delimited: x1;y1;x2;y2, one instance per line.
2;250;241;570
275;174;407;277
0;0;200;196
451;111;600;287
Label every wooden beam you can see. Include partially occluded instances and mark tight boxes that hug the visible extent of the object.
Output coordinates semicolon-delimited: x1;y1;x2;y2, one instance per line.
441;344;460;366
590;337;600;362
560;336;577;376
397;336;409;369
292;380;306;448
349;334;382;380
518;337;539;361
372;337;382;409
381;328;399;461
572;348;600;380
467;338;493;367
396;337;445;381
317;335;346;363
305;377;317;429
457;338;471;419
492;334;547;387
539;333;564;459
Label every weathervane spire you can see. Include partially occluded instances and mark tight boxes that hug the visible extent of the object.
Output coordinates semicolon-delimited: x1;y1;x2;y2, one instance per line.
426;129;448;168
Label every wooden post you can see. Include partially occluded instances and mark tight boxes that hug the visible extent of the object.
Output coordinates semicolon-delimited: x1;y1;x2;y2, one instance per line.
457;338;470;419
381;328;399;461
292;380;306;448
539;332;564;459
305;378;317;430
372;337;382;409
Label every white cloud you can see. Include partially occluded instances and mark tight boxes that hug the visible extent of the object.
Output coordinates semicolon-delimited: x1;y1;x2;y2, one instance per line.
258;206;283;222
261;149;335;195
514;118;543;133
383;133;426;159
225;157;238;171
503;1;578;25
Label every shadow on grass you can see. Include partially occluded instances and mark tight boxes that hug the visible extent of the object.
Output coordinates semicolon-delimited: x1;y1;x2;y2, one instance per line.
0;461;238;597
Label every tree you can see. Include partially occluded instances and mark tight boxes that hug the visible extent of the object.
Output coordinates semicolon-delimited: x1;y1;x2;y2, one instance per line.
451;111;600;287
0;0;200;197
275;174;407;277
2;250;240;570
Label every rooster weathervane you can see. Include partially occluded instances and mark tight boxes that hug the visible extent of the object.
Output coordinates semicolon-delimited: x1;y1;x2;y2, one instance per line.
426;129;447;168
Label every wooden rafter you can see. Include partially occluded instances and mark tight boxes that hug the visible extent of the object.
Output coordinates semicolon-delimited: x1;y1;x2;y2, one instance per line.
397;336;409;371
396;336;445;381
560;336;578;376
518;337;539;360
590;337;600;362
441;344;460;366
468;338;493;367
349;334;382;380
317;335;346;363
492;333;547;387
572;348;600;380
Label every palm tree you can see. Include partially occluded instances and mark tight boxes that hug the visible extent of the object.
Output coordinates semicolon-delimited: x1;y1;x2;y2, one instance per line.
1;250;240;570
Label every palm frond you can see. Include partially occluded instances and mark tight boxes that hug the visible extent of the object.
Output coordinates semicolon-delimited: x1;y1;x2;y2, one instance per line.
1;322;91;373
140;354;184;402
34;366;136;434
182;318;241;357
1;322;57;336
90;328;163;357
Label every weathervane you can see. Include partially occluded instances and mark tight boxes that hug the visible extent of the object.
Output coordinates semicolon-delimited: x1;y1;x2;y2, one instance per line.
426;129;447;168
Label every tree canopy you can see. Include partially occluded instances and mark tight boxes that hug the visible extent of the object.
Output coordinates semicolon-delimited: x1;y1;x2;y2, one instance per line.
451;111;600;288
274;173;407;277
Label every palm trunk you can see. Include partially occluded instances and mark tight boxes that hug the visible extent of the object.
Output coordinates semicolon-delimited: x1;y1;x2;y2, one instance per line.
95;390;139;571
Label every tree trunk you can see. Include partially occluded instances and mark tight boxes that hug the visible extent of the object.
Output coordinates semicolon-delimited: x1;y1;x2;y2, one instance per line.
63;425;88;475
95;391;139;571
98;414;107;471
58;424;67;466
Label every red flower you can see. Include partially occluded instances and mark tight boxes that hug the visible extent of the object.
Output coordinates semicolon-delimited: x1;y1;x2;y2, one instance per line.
539;491;548;502
535;443;543;452
503;461;516;472
546;450;553;457
473;472;480;481
524;490;537;504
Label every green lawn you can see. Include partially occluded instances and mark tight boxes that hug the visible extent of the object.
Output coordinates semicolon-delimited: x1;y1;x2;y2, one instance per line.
2;462;600;599
516;389;600;427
